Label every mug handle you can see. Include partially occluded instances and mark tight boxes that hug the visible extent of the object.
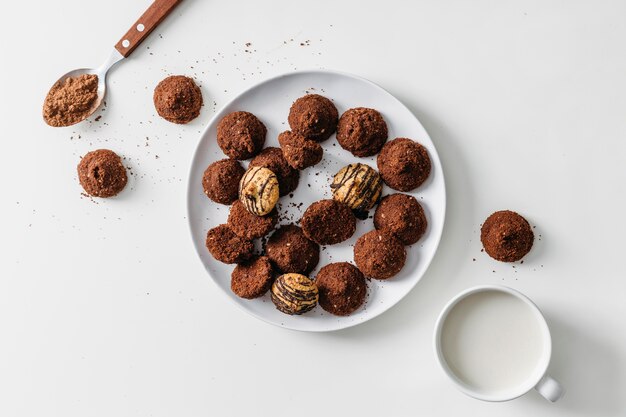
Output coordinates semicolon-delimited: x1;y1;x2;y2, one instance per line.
535;374;565;402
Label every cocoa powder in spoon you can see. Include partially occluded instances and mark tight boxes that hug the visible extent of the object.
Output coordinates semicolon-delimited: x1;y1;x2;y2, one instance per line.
43;74;99;127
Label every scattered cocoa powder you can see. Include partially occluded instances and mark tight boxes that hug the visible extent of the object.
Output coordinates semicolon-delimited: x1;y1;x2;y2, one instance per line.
43;74;99;127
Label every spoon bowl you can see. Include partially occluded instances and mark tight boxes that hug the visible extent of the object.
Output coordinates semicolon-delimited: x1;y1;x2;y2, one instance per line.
46;50;123;126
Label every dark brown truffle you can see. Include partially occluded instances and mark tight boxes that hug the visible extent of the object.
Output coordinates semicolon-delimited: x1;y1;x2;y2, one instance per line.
153;75;202;124
288;94;338;142
77;149;127;198
202;159;245;205
249;147;299;196
315;262;367;316
217;111;266;159
374;194;427;245
377;138;431;191
266;225;319;274
336;108;388;157
481;210;534;262
278;130;323;170
301;199;356;245
231;256;275;299
205;224;254;264
354;230;406;280
227;200;277;240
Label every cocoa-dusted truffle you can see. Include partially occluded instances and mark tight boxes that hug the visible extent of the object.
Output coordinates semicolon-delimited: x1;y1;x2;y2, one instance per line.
77;149;127;198
227;200;277;240
377;138;431;191
278;130;323;170
301;199;356;245
266;225;319;274
481;210;534;262
202;159;245;205
205;224;254;264
374;193;427;245
249;147;299;196
238;166;279;216
271;273;319;315
330;163;383;212
336;107;388;157
231;256;275;299
288;94;338;142
354;230;406;280
315;262;367;316
153;75;202;124
217;111;266;159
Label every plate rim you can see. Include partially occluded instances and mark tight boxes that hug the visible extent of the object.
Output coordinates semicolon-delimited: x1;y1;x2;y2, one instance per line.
186;69;447;332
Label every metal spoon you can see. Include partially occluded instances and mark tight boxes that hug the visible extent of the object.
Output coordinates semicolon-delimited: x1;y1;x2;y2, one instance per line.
44;0;183;127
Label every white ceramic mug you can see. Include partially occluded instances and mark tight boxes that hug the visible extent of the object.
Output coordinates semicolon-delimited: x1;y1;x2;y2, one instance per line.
434;285;564;402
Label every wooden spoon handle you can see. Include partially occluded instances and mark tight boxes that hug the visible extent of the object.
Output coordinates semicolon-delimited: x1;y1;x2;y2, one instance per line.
114;0;183;57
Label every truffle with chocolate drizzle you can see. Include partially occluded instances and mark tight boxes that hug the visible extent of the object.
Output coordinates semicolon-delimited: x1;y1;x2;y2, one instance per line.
330;163;383;218
239;166;279;216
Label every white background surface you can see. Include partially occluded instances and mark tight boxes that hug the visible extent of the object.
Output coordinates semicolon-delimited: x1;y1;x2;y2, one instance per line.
1;0;625;416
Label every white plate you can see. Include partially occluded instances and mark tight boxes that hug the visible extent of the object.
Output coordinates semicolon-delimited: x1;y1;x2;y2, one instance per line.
187;70;446;332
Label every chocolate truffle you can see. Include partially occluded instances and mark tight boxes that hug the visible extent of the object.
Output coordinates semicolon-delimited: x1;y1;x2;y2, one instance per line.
202;159;245;205
374;194;427;245
239;166;279;216
271;273;319;315
315;262;367;316
288;94;338;142
331;163;383;212
266;225;320;274
153;75;202;124
227;200;277;240
217;111;266;159
354;230;406;280
481;210;534;262
278;130;323;170
377;138;431;191
231;256;275;299
336;107;388;157
301;199;356;245
249;147;299;196
205;224;254;264
77;149;127;198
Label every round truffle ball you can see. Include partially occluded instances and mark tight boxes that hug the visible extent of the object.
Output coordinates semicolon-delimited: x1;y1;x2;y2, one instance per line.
271;273;319;315
481;210;534;262
377;138;431;191
217;111;266;159
249;147;299;196
278;130;323;170
301;199;356;245
315;262;367;316
288;94;338;142
77;149;127;198
336;107;388;157
354;230;406;280
374;194;427;245
153;75;202;124
202;159;245;205
331;163;382;212
231;256;275;299
205;224;254;264
266;225;320;274
227;200;277;240
239;167;279;216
